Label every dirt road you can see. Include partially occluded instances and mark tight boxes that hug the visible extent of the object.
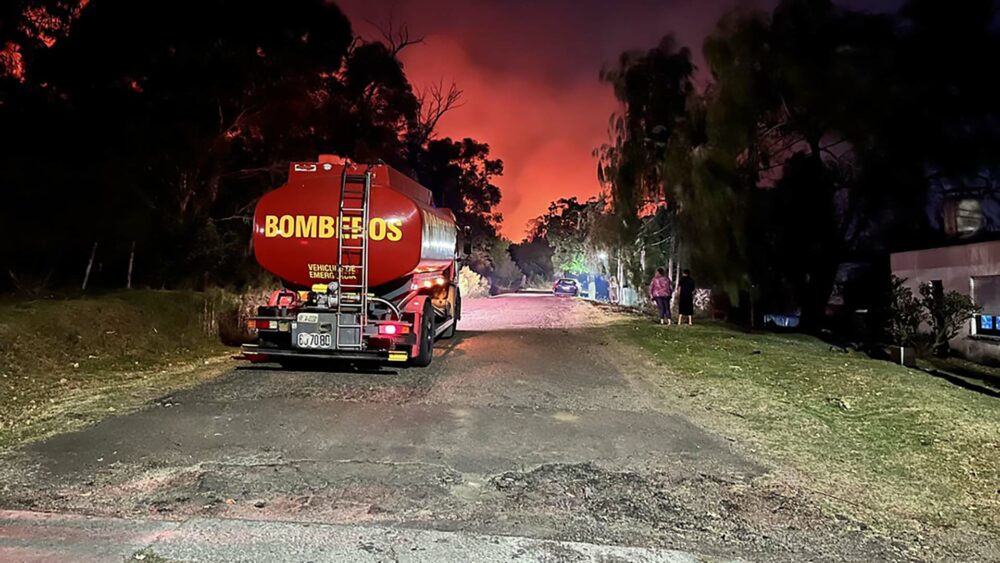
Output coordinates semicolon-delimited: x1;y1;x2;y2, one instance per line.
0;294;911;561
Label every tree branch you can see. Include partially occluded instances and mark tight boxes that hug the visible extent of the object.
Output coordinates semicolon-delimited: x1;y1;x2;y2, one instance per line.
213;215;253;224
368;16;424;56
220;163;287;179
414;79;464;144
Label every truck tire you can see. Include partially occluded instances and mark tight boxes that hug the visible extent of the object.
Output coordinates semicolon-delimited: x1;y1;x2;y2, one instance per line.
440;287;459;340
410;299;435;367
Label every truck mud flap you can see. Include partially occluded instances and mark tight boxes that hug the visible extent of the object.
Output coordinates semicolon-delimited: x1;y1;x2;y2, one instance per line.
434;317;455;338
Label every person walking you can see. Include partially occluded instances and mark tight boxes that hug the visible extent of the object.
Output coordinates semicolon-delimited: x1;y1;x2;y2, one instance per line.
608;276;620;304
678;269;695;325
649;267;673;325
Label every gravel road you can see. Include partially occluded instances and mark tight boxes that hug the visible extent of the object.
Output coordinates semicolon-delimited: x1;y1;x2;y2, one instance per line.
0;294;914;562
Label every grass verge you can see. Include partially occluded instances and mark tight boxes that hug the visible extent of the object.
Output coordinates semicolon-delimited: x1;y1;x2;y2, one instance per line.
922;355;1000;394
0;290;234;449
615;320;1000;536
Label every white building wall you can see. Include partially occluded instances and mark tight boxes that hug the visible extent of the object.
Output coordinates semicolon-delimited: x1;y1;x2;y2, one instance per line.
891;240;1000;364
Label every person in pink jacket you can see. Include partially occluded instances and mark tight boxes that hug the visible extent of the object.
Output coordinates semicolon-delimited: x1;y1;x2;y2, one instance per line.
649;267;673;325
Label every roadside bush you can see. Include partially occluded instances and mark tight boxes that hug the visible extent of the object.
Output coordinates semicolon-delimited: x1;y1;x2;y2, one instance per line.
213;288;270;346
918;283;980;357
458;266;491;299
488;241;524;293
0;291;227;380
709;291;732;320
886;276;925;347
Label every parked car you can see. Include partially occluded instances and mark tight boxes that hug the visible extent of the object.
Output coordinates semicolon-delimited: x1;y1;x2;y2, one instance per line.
553;278;580;297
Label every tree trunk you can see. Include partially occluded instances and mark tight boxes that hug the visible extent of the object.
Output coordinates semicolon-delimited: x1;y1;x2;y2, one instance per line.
616;248;631;300
82;242;98;291
126;240;136;289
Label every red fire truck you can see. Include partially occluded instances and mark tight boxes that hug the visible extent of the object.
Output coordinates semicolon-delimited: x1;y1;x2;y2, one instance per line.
240;155;466;367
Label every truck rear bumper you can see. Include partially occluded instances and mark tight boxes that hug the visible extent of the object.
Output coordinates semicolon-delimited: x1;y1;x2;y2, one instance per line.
239;344;409;364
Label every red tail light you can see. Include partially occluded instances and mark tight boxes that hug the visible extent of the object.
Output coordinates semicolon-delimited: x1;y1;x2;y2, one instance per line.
247;319;277;330
378;323;410;336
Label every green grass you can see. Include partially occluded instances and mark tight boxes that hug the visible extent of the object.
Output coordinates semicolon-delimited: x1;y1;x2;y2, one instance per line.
0;290;233;448
616;320;1000;534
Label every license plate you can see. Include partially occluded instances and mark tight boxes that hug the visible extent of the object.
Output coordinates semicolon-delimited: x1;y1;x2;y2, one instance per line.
296;332;332;349
297;313;319;323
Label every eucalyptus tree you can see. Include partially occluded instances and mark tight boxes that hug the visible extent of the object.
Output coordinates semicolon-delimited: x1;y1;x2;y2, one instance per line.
597;34;695;287
598;0;1000;327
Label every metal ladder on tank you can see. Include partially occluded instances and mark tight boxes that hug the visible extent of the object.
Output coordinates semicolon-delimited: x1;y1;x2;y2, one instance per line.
334;166;372;350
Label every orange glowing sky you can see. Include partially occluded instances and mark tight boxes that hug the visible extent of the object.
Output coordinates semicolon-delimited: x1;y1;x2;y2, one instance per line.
336;0;901;239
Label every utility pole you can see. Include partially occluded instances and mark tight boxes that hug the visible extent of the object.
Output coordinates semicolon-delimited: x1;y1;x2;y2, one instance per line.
126;240;136;289
82;242;98;291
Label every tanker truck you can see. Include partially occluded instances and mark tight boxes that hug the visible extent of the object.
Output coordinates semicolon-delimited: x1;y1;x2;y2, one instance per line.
239;155;466;367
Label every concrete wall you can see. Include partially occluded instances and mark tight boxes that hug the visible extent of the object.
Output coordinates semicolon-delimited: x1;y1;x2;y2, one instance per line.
891;240;1000;364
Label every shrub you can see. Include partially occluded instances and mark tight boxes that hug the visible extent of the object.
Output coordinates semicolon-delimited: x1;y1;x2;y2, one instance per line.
886;275;925;347
918;283;980;357
458;266;490;299
215;288;270;346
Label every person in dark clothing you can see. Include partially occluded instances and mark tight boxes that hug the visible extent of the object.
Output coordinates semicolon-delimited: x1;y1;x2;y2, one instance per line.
678;269;695;325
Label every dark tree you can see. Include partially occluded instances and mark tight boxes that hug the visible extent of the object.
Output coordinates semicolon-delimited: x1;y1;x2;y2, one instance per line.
599;0;1000;329
409;136;503;281
0;0;505;292
509;238;554;283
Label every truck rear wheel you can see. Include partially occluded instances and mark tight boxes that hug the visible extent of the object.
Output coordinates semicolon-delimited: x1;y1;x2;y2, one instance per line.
410;300;435;367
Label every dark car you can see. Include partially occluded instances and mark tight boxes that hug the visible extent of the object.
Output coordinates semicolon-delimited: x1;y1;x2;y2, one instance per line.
553;278;580;297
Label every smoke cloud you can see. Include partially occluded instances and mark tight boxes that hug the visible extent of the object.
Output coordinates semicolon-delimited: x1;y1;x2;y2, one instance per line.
336;0;900;238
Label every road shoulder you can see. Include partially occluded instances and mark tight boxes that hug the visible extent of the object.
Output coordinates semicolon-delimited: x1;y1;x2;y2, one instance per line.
0;357;233;452
0;509;709;563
